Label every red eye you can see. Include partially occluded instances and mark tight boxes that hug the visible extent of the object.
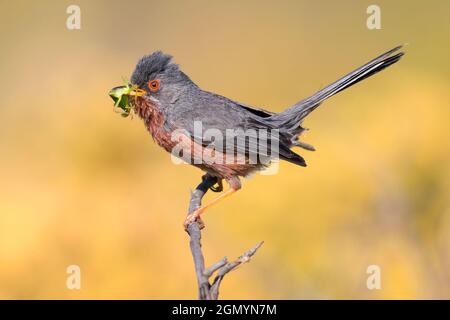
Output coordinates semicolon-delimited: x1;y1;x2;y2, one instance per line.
148;79;160;92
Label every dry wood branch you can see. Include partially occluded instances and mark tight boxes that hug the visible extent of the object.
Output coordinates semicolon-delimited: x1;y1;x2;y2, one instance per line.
186;175;263;300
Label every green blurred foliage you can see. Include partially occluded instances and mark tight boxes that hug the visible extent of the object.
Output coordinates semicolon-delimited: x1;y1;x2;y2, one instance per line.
0;0;449;299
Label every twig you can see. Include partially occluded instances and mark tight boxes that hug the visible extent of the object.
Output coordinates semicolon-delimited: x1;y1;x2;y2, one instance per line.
210;241;264;299
186;175;264;300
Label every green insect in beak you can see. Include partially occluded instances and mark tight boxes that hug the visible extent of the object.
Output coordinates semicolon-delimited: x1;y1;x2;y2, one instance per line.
109;81;146;117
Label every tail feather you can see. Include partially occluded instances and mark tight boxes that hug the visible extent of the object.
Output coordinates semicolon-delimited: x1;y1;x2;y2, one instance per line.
269;45;404;130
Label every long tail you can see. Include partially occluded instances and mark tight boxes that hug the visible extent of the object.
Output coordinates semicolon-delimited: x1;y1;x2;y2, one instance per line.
268;45;405;130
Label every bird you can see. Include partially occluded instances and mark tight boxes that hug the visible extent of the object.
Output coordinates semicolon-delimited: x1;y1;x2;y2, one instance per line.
109;45;404;229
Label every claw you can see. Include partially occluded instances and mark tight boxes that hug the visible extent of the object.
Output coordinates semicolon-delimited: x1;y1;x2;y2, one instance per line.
184;209;205;231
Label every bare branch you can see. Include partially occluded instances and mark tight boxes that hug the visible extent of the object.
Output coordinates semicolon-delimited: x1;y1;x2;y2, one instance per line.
185;175;263;300
210;241;264;299
186;175;216;300
204;257;228;278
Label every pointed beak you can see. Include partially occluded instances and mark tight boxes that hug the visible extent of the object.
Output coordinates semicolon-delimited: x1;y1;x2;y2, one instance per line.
108;84;146;117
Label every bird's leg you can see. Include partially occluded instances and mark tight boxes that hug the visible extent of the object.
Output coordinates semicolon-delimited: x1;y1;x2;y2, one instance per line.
184;188;237;229
184;177;241;230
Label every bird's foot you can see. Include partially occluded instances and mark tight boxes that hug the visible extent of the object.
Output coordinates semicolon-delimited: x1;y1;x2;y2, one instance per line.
184;208;205;231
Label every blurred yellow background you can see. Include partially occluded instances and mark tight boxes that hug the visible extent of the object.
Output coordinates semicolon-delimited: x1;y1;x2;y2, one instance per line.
0;0;449;299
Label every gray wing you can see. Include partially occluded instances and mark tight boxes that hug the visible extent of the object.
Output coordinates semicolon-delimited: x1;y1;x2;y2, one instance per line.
165;90;306;166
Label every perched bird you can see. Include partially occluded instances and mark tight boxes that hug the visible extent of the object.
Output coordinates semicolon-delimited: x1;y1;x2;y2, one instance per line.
109;46;404;229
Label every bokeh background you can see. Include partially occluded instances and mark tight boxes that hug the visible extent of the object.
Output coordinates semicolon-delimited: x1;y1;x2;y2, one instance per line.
0;0;449;299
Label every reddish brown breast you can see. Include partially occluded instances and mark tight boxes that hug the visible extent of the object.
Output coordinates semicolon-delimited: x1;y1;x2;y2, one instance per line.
133;96;175;153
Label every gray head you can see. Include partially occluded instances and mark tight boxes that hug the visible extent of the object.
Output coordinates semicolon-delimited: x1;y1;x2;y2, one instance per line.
130;51;195;98
109;51;195;116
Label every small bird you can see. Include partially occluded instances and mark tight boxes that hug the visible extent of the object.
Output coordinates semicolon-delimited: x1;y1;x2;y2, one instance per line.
109;46;404;229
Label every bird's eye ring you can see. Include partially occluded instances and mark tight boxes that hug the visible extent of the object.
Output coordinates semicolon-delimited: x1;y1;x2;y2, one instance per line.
148;79;160;92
